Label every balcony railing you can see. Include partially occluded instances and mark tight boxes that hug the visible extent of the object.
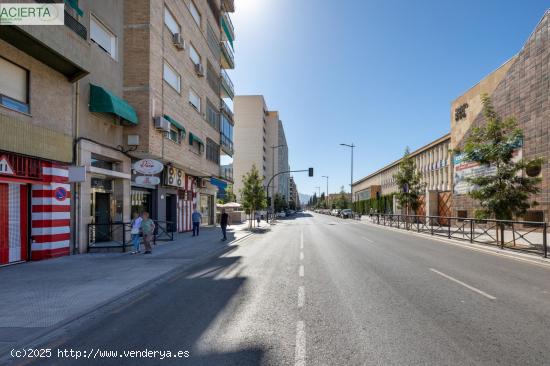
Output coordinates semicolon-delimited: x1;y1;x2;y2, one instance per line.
220;40;235;69
34;0;87;40
221;12;235;44
221;99;233;122
221;0;235;12
220;133;234;156
220;69;234;99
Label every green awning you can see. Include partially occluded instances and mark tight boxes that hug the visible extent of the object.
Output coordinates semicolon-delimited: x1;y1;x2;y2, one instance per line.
89;84;138;125
189;132;204;146
221;16;234;50
163;114;185;133
65;0;84;17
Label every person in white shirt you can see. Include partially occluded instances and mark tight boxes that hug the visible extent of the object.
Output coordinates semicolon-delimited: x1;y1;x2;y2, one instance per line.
130;212;143;254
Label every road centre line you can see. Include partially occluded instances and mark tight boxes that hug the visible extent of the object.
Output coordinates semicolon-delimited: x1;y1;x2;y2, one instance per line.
297;286;305;308
295;321;306;366
429;268;496;300
299;265;304;277
300;251;304;261
300;231;304;249
362;236;373;243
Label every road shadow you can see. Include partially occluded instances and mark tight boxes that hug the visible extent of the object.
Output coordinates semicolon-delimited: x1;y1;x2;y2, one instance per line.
23;248;267;366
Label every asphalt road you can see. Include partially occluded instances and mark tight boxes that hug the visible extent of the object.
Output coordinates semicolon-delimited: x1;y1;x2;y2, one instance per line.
22;212;550;365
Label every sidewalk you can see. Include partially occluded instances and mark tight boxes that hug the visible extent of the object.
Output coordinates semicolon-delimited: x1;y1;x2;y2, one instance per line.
0;222;252;353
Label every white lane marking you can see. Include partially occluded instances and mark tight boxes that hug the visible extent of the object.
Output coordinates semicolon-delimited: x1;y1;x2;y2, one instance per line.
299;265;304;277
295;321;306;366
362;236;373;243
300;251;304;261
297;286;305;308
300;231;304;249
429;268;496;300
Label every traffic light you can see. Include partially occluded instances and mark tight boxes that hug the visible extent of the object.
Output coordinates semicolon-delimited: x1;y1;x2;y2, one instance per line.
308;168;314;177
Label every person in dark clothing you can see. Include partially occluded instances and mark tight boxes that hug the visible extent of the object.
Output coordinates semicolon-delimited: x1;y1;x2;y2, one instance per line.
220;208;230;241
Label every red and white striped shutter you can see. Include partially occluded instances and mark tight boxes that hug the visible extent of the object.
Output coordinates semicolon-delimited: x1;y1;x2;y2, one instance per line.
31;163;70;260
0;183;28;264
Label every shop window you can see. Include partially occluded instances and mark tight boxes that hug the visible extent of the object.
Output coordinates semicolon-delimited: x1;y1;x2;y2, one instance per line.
0;57;29;114
91;154;115;171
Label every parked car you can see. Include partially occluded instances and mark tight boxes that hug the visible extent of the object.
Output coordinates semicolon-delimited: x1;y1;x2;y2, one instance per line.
276;211;286;218
340;209;353;219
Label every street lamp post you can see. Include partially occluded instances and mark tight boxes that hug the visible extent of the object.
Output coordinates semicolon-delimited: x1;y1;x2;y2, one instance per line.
340;143;355;201
322;175;329;208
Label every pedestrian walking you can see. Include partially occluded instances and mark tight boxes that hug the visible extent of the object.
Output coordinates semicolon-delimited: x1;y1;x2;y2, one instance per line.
220;208;230;241
130;212;142;254
140;211;155;254
255;211;261;227
192;207;202;236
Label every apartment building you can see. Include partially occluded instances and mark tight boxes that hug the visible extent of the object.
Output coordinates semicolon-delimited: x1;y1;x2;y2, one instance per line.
0;1;90;263
233;95;290;204
123;0;235;228
352;134;452;216
289;176;299;207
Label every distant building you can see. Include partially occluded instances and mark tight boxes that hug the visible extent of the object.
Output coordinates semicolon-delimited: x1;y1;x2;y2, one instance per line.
233;95;290;203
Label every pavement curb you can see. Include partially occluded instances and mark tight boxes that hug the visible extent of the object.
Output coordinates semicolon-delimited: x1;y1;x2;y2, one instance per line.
358;219;550;268
0;230;257;361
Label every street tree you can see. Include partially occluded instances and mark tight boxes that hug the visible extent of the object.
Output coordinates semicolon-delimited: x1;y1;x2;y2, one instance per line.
239;165;267;228
334;186;350;209
274;193;288;213
393;147;425;216
456;94;543;221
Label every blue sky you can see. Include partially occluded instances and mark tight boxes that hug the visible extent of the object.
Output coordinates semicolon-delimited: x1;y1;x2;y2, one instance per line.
230;0;549;197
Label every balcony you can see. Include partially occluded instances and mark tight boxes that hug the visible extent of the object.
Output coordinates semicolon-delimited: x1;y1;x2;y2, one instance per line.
220;165;234;182
221;12;235;46
221;0;235;12
220;69;235;100
221;99;233;123
220;41;235;69
220;133;234;156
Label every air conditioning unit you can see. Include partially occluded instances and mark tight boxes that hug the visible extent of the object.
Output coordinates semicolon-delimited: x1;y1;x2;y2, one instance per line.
195;63;204;77
172;33;186;50
153;116;171;132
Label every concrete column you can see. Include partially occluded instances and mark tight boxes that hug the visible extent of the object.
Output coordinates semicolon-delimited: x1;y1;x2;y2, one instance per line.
426;190;439;216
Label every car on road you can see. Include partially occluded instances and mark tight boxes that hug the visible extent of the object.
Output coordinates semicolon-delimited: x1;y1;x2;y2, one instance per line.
331;209;341;216
340;209;353;219
276;211;286;218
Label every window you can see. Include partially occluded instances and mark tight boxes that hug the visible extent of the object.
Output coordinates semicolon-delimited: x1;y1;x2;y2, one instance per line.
163;61;181;92
167;124;181;144
90;15;117;58
206;138;220;164
188;1;201;26
206;99;220;130
164;7;180;35
189;44;201;65
189;89;201;111
0;57;29;113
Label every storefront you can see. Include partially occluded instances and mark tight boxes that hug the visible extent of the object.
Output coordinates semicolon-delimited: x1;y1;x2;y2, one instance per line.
177;175;196;232
0;152;71;264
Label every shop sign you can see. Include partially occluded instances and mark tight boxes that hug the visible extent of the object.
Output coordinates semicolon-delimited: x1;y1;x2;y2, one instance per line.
135;176;160;186
133;159;163;175
0;155;14;175
453;148;522;195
